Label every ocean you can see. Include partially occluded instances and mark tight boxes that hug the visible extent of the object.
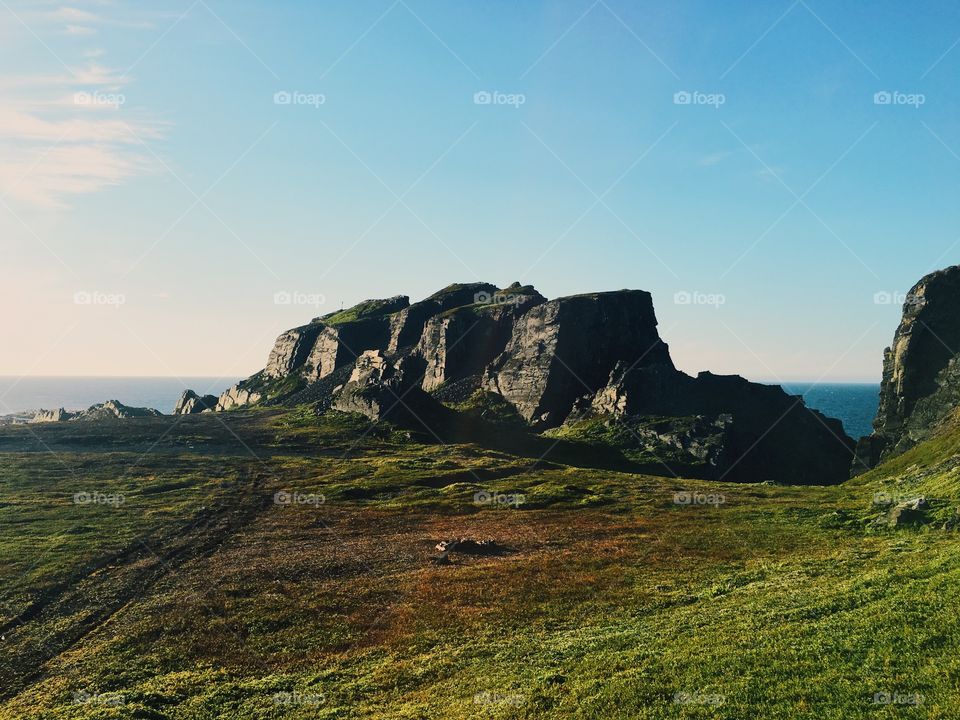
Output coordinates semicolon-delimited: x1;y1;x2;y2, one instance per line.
0;377;243;416
0;377;881;439
781;383;880;440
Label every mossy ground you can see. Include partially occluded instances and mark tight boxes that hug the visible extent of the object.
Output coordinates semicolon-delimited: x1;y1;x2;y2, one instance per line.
1;408;959;718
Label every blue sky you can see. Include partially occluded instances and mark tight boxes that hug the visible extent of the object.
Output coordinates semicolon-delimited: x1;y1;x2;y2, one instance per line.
2;0;960;382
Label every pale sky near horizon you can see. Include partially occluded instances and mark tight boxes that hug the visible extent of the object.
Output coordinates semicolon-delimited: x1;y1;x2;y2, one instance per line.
2;0;960;383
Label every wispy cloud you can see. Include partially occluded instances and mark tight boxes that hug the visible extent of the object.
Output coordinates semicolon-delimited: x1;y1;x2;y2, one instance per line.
699;150;735;167
0;4;167;208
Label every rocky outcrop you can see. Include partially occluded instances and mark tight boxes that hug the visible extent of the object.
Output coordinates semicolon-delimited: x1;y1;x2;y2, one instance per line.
264;323;326;379
174;390;218;415
210;280;855;483
855;265;960;471
331;350;435;423
589;366;854;484
483;291;673;428
31;401;162;423
387;283;499;353
216;383;262;412
31;408;74;423
417;285;545;391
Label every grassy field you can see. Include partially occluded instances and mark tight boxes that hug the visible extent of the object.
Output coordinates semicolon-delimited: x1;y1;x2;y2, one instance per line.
1;408;958;718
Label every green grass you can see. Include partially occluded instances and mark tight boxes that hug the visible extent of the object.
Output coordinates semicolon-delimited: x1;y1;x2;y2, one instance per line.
2;408;960;717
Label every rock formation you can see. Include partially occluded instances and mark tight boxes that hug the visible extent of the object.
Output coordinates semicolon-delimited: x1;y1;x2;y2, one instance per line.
30;400;162;423
854;265;960;472
483;290;672;428
173;390;218;415
211;280;855;483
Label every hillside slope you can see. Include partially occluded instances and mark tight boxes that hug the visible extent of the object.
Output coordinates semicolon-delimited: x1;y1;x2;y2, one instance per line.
1;409;959;718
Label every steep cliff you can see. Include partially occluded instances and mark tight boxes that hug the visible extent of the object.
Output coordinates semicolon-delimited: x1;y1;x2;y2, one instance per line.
855;265;960;471
482;290;673;428
208;281;854;483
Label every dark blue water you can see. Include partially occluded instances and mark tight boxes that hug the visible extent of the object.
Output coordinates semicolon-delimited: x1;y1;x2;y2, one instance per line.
781;383;880;440
0;377;243;416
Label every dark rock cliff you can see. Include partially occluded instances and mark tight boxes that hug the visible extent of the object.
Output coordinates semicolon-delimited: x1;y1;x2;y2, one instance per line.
854;265;960;472
195;281;855;484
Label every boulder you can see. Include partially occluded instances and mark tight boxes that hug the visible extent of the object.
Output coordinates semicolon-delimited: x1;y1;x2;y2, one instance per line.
886;497;930;527
174;390;218;415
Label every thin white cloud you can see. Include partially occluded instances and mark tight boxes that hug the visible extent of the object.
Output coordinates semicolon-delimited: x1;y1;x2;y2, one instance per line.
0;4;169;207
64;24;97;36
0;64;165;207
699;150;734;167
47;7;100;23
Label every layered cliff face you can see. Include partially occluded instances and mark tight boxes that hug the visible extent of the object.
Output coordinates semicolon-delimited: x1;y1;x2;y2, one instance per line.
184;280;854;483
855;265;960;471
483;290;673;428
